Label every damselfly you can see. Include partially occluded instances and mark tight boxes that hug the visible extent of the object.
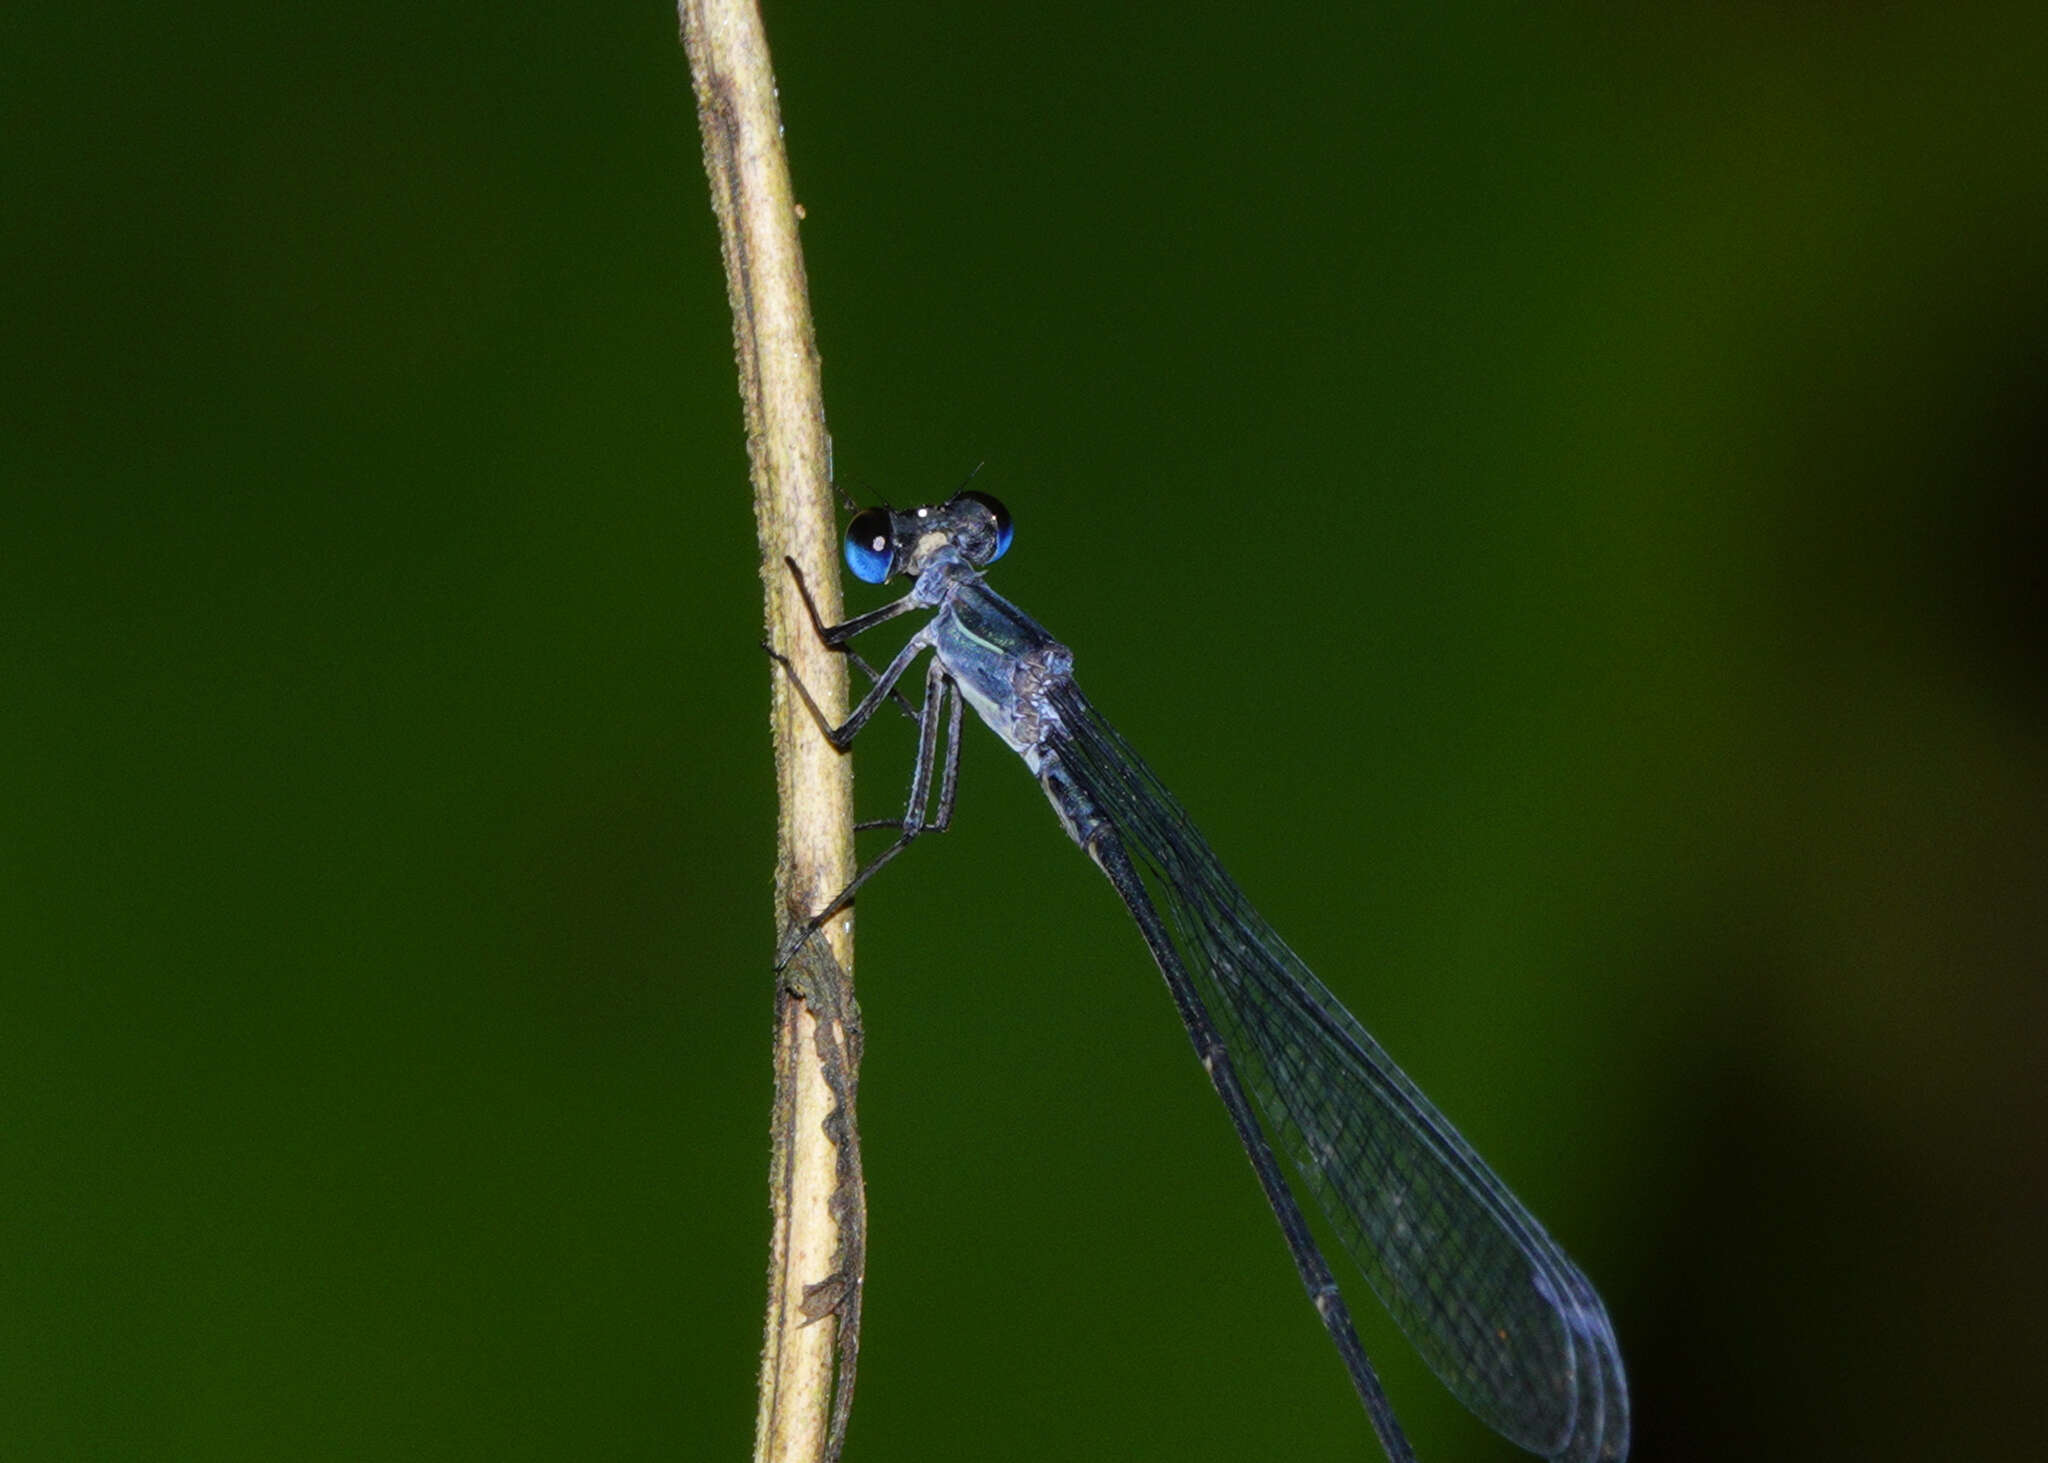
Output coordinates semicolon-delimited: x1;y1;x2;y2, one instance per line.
772;490;1627;1463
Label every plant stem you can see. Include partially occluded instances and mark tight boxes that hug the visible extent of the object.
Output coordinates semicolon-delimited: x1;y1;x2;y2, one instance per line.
678;4;863;1460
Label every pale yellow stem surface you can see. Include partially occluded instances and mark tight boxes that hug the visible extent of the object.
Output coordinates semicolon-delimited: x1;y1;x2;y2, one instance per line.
678;3;859;1460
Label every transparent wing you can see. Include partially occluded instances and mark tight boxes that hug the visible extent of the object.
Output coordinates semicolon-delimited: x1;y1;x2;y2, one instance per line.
1049;682;1628;1463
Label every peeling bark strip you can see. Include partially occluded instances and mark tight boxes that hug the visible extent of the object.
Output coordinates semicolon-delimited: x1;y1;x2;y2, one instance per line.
763;972;864;1463
678;4;863;1463
787;941;865;1460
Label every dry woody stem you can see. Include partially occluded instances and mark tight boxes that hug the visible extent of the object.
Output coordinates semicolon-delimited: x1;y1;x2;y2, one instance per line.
678;3;864;1461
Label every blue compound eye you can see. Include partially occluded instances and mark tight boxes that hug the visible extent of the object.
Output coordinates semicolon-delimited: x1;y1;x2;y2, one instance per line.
957;490;1013;563
843;508;896;583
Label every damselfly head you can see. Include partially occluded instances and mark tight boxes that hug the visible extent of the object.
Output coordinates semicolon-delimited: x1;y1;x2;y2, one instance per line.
842;491;1013;583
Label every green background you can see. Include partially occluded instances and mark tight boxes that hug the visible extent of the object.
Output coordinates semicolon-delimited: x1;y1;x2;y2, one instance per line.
8;3;2045;1459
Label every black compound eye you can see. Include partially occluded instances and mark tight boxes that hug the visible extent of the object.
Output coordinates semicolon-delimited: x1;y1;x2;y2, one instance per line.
955;490;1014;563
843;508;896;583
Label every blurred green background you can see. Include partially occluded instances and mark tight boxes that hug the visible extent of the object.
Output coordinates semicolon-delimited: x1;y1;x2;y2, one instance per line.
7;2;2044;1459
